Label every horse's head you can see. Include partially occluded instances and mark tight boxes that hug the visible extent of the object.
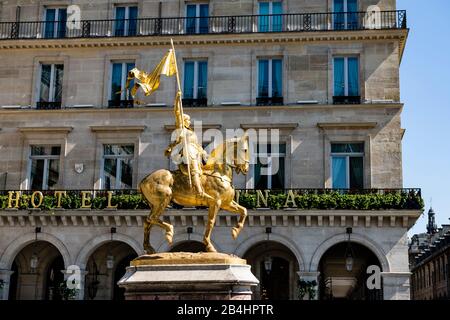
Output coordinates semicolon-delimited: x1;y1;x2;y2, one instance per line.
233;134;250;175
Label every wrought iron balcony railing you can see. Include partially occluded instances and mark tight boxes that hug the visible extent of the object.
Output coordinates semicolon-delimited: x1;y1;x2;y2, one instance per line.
0;10;407;40
108;99;134;108
36;101;62;110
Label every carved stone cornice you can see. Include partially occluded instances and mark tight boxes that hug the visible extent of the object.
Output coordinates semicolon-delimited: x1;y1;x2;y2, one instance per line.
0;29;408;51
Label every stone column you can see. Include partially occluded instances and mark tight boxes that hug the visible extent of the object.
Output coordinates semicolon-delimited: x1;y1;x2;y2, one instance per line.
61;268;88;300
381;272;411;300
297;271;320;300
0;270;14;300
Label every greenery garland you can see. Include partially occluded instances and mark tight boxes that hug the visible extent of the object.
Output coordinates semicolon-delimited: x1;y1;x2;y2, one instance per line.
0;190;424;211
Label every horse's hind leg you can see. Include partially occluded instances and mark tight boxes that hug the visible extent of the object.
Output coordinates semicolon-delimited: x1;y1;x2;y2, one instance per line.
221;200;247;240
203;199;221;253
143;195;173;253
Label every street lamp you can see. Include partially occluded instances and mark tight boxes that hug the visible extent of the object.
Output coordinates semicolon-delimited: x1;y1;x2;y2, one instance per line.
345;227;354;272
30;227;41;273
106;227;116;270
264;227;272;273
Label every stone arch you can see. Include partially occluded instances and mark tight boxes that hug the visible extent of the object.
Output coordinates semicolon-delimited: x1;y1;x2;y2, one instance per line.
309;232;390;272
75;233;142;269
157;232;222;253
0;232;71;270
234;232;305;272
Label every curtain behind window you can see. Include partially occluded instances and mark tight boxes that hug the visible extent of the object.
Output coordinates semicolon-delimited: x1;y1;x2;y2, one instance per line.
332;156;347;188
44;9;56;38
54;65;64;102
258;60;269;97
349;157;363;189
348;57;359;96
258;2;270;32
272;59;282;97
57;9;67;38
198;61;208;99
334;57;345;96
183;62;195;98
114;7;126;36
186;5;197;34
272;2;283;32
128;7;138;36
199;4;209;33
111;63;122;100
40;65;51;102
333;0;345;30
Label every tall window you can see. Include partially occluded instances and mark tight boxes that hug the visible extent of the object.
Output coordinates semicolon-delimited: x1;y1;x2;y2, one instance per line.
186;3;209;34
331;143;364;189
114;6;138;36
333;57;359;103
38;64;64;108
258;1;283;32
102;145;134;190
254;144;285;189
44;7;67;38
29;146;61;190
334;0;358;30
110;62;135;103
184;60;208;100
258;59;282;104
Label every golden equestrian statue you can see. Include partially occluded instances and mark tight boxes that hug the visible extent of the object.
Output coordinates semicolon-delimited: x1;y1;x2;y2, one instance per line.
126;41;250;253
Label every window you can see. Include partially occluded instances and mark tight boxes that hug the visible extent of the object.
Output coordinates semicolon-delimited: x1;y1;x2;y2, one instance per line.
254;144;285;189
186;3;209;34
333;57;360;104
28;146;61;190
183;60;208;104
258;1;283;32
38;64;64;109
110;62;135;104
114;6;138;36
102;145;134;189
331;143;364;189
44;7;67;38
257;59;283;105
333;0;359;30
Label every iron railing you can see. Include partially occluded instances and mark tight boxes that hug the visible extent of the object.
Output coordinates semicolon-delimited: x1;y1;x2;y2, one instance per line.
0;10;407;40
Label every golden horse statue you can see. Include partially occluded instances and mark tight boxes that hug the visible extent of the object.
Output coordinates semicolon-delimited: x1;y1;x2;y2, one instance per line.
139;135;250;253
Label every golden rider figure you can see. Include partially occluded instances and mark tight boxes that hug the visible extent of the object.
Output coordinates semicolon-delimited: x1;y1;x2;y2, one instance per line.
164;92;213;202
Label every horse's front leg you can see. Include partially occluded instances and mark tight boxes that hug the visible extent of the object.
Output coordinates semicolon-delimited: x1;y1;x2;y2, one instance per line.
221;200;247;240
204;199;221;252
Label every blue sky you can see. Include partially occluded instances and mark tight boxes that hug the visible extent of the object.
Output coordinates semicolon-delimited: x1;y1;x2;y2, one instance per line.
398;0;450;235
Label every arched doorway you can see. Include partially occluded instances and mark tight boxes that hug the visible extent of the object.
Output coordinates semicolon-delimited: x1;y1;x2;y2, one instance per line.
318;242;383;300
113;253;138;300
84;241;137;300
170;241;206;253
9;241;65;300
243;241;299;300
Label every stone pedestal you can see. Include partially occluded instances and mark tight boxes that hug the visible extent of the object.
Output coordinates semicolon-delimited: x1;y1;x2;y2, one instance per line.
118;252;259;300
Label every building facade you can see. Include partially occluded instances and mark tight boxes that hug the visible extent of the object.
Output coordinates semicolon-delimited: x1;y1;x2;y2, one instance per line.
0;0;421;300
409;208;450;300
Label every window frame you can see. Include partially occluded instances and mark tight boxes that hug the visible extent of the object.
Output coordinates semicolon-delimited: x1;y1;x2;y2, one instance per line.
333;56;359;97
185;3;209;34
100;144;135;190
109;61;135;101
38;63;64;103
252;143;286;190
257;58;283;98
183;60;208;100
27;145;61;190
43;7;67;38
114;5;139;36
330;142;364;189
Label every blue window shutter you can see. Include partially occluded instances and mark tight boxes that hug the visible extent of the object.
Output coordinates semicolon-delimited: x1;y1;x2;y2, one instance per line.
115;7;126;36
258;2;269;32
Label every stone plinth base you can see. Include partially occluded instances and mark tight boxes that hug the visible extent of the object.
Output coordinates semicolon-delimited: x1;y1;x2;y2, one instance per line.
118;252;259;300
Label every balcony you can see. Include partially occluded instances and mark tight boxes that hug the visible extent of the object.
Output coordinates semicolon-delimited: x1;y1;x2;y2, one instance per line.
36;101;62;110
182;98;208;107
108;99;134;108
256;97;284;106
0;10;407;40
333;96;361;105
